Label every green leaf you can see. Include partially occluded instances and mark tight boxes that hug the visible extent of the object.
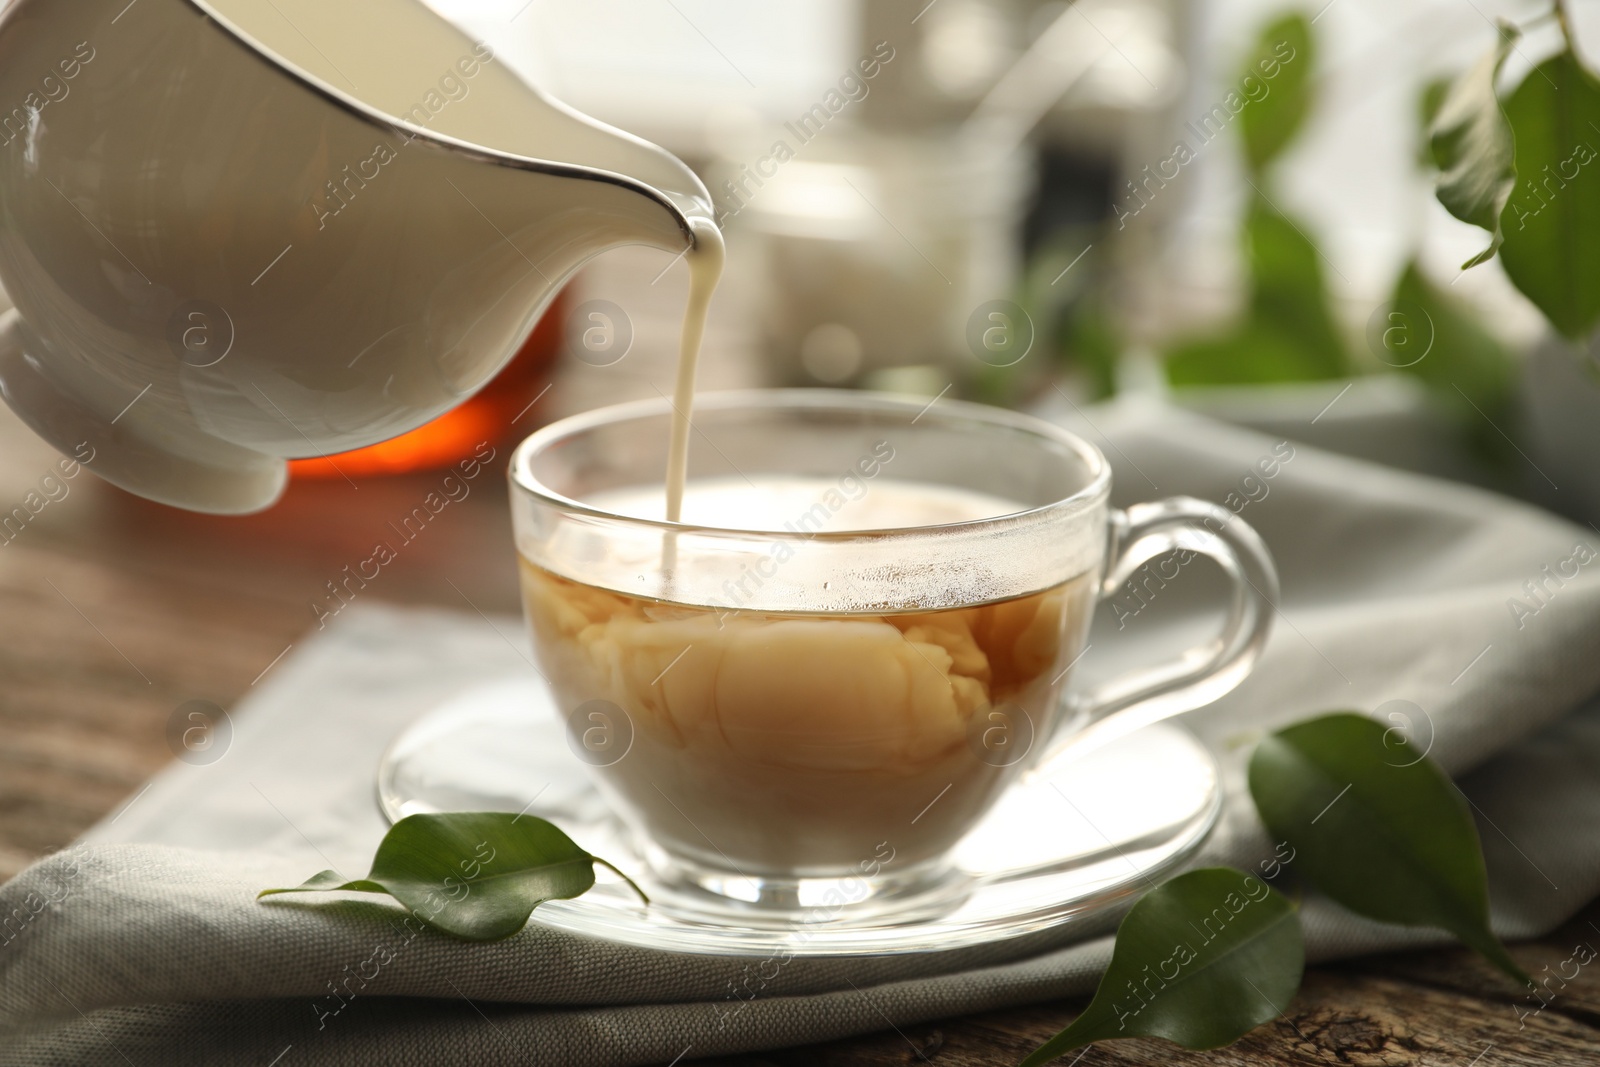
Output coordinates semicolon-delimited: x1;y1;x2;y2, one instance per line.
271;869;390;894
1498;48;1600;339
1430;23;1520;268
259;812;645;941
1060;300;1121;402
1239;14;1315;173
1386;260;1516;464
1417;77;1453;168
1420;77;1452;130
1018;868;1304;1066
1248;713;1528;986
1244;198;1347;377
1165;322;1323;386
1165;196;1348;385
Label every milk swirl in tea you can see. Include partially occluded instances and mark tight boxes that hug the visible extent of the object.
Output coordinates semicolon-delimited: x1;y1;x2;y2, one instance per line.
522;478;1095;875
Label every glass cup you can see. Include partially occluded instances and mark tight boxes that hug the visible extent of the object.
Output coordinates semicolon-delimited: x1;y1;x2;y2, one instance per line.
510;389;1276;920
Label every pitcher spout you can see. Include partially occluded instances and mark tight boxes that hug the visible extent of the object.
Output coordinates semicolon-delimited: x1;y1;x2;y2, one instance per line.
198;0;720;257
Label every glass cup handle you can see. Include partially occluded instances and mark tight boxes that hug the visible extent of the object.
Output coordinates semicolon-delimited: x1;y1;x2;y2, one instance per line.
1036;496;1279;770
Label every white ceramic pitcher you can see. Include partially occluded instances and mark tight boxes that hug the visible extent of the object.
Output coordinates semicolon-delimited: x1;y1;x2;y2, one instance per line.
0;0;714;512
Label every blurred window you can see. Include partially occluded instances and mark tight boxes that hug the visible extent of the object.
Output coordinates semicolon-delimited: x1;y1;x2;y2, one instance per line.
427;0;858;153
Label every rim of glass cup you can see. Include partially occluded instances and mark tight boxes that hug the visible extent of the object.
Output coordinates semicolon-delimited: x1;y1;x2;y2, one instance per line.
177;0;695;243
509;389;1111;539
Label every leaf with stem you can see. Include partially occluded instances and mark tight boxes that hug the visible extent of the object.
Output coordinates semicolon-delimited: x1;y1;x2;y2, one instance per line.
1239;13;1315;174
1248;713;1528;986
1018;868;1304;1066
1497;44;1600;339
1386;260;1516;468
1430;22;1521;268
260;812;646;941
1165;195;1347;385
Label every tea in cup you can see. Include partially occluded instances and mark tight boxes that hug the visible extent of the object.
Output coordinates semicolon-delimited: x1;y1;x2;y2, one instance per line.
511;390;1276;914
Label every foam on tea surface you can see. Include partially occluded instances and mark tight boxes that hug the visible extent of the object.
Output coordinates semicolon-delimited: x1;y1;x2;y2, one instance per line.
594;475;1025;531
524;472;1100;617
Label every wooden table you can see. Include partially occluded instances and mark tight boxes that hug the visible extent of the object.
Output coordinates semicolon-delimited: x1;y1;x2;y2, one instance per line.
1;263;1596;1065
702;928;1600;1066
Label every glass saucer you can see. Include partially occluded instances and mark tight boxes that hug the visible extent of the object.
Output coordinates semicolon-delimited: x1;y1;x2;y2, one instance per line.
376;677;1221;956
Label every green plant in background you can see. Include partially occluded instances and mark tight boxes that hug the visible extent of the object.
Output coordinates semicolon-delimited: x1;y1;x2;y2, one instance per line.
1021;710;1528;1064
1026;1;1586;412
1165;195;1349;385
1335;43;1520;471
1383;259;1517;465
1433;0;1600;341
971;223;1119;409
1380;0;1600;471
1055;294;1121;402
1000;234;1121;405
1154;5;1525;478
1165;13;1353;386
1430;24;1520;269
1238;13;1315;174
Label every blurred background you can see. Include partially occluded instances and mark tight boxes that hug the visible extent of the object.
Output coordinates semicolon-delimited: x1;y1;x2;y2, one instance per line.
422;0;1599;501
4;0;1599;873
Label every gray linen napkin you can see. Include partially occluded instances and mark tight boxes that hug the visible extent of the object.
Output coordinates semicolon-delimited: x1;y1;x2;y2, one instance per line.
5;401;1600;1066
